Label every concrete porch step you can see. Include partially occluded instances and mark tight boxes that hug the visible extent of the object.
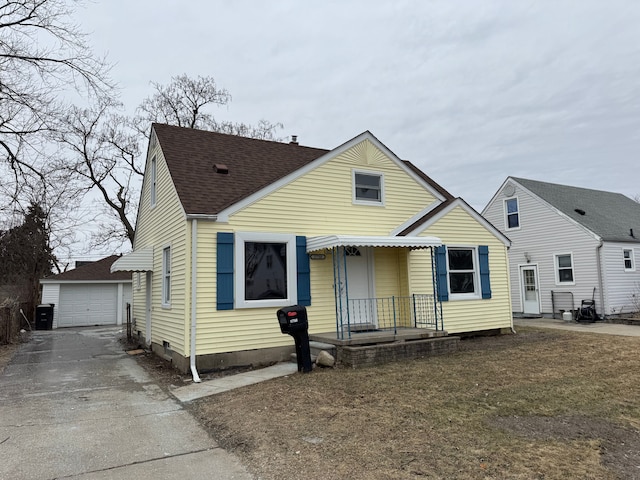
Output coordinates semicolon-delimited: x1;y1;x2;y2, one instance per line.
289;341;337;364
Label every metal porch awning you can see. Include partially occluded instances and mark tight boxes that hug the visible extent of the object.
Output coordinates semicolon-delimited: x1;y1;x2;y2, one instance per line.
306;235;441;253
110;246;154;272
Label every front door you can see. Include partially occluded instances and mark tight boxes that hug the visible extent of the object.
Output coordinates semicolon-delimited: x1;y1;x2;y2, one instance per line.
345;247;376;327
520;265;540;315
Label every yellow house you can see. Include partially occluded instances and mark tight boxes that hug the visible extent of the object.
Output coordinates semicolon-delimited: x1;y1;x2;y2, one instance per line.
112;124;512;375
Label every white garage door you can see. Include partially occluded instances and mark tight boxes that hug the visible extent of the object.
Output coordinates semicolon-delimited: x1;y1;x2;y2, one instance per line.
58;284;118;327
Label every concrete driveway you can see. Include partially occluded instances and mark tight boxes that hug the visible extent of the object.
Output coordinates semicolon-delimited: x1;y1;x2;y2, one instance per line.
514;317;640;336
0;327;253;480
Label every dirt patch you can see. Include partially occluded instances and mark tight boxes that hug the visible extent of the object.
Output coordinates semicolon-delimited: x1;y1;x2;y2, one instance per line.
491;415;640;479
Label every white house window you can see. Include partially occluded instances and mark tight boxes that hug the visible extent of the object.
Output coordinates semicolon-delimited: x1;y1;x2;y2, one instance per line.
623;249;635;271
447;247;478;297
162;246;171;305
505;198;519;229
235;232;297;308
555;253;574;284
353;171;383;204
150;156;157;207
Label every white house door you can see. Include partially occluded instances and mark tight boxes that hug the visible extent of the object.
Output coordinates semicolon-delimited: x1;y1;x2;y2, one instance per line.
345;247;376;327
520;266;540;315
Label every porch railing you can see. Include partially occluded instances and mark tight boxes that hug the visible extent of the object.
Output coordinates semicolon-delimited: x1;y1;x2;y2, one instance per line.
339;294;442;339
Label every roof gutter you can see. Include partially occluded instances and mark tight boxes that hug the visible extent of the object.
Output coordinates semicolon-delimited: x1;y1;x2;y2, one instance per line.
186;214;218;221
190;218;202;383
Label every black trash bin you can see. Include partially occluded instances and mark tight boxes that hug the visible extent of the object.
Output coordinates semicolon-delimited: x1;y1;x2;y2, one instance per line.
35;304;54;330
277;305;312;373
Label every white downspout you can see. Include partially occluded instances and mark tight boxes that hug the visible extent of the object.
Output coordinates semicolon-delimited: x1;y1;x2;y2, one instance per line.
190;219;201;383
596;239;605;319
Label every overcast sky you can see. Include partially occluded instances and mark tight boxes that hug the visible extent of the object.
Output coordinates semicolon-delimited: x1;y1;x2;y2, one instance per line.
78;0;640;212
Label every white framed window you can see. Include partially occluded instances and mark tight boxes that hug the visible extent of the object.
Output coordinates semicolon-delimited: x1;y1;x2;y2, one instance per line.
353;170;384;205
623;248;635;271
135;272;141;290
447;247;480;299
234;232;297;309
555;253;574;284
150;156;157;207
162;246;171;306
504;197;520;229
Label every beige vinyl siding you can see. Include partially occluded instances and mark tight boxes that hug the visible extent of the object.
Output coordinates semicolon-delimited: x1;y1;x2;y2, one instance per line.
191;140;439;355
601;242;640;315
193;221;338;355
374;248;405;298
483;182;601;315
410;206;512;333
131;142;188;354
228;139;438;235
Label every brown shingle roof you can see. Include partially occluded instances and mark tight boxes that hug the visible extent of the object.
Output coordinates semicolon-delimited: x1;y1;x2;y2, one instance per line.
153;123;329;216
402;160;455;201
42;255;131;282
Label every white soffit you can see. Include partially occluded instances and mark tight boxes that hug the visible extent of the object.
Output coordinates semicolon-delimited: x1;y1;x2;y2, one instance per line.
110;246;154;272
307;235;442;252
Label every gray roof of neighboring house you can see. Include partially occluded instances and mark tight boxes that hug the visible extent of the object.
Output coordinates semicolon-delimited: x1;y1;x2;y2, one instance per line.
512;177;640;243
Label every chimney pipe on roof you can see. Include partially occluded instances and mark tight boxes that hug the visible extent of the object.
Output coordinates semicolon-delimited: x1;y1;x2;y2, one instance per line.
290;135;298;145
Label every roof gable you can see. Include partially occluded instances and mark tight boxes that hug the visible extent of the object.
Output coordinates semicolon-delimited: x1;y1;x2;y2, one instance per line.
511;177;640;243
41;255;132;282
399;198;511;246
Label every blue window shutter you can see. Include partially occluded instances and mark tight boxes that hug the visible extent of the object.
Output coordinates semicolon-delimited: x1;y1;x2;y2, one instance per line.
296;236;311;306
479;245;491;299
435;245;449;302
217;232;234;310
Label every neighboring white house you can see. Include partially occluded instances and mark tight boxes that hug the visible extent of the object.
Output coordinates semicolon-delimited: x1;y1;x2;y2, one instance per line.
483;177;640;318
40;255;132;328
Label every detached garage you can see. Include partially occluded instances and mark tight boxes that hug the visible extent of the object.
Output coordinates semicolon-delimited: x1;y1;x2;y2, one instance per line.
40;256;132;328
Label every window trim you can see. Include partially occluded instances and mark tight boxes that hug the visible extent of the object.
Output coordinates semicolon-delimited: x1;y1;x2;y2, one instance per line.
150;156;157;208
234;232;298;309
623;248;635;272
554;252;575;285
161;245;171;307
446;246;481;300
352;169;385;206
504;197;520;230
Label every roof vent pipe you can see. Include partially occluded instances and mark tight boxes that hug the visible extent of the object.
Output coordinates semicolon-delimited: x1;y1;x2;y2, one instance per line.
290;135;298;145
631;228;635;238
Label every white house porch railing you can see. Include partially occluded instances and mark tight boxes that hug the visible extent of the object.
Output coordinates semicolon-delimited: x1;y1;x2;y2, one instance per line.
338;294;443;339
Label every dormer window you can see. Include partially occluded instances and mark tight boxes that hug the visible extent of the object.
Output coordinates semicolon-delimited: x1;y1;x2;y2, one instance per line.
353;170;384;205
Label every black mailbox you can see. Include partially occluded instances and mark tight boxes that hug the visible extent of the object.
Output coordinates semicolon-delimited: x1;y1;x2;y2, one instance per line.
277;305;308;334
276;305;312;373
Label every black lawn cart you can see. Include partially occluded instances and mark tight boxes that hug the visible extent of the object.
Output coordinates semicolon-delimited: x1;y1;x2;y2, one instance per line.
576;288;597;323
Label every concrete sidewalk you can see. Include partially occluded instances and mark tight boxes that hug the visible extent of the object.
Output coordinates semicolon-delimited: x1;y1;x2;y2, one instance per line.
0;327;254;480
172;362;298;403
514;317;640;337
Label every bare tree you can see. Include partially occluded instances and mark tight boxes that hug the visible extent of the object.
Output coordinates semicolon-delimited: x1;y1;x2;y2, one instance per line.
57;74;283;251
0;0;112;175
56;98;140;250
133;74;283;140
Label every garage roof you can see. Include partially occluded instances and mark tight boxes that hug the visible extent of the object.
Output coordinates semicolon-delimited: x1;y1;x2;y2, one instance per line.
40;255;132;283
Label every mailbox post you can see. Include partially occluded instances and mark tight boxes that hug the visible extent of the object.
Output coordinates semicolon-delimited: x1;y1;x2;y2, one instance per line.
277;305;312;373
